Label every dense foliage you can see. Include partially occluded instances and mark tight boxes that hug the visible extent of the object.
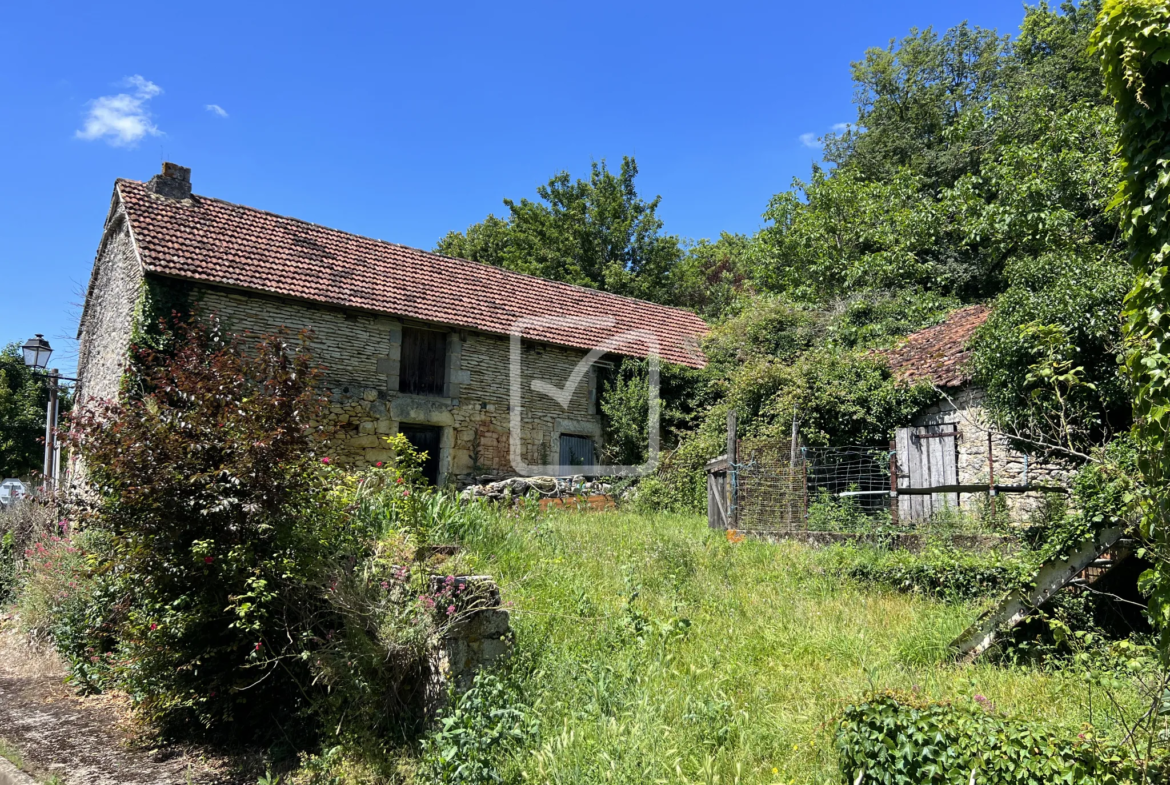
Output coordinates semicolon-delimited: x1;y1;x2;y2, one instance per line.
1094;0;1170;655
837;691;1148;784
68;321;343;737
57;321;480;751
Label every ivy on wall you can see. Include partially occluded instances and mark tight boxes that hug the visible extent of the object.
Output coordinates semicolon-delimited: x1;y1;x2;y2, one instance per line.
1093;0;1170;651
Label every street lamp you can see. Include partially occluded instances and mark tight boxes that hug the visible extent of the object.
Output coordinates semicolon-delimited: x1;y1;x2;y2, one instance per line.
21;335;69;495
22;334;52;370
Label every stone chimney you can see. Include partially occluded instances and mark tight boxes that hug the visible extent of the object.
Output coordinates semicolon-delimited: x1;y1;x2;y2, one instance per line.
145;162;192;199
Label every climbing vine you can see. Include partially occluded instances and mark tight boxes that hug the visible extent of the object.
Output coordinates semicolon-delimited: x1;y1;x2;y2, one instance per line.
1093;0;1170;650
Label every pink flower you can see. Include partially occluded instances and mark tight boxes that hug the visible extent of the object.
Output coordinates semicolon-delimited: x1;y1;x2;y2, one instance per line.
254;642;262;651
376;462;384;468
447;605;456;615
321;457;331;465
150;623;158;631
403;490;410;497
396;477;404;485
204;556;214;564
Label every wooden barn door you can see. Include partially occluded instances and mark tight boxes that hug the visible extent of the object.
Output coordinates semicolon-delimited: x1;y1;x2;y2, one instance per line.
895;425;959;521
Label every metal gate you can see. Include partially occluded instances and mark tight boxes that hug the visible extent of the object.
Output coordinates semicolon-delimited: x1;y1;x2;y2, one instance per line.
895;424;959;520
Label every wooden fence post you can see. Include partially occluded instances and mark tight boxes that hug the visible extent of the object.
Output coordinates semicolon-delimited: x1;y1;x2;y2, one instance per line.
889;440;899;526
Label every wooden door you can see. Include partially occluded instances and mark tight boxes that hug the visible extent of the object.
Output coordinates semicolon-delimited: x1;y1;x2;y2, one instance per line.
895;425;959;521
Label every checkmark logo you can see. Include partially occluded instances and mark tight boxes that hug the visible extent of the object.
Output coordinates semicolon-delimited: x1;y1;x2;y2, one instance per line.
509;316;662;477
531;343;610;409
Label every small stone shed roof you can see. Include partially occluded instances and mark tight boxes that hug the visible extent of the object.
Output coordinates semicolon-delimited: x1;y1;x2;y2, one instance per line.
883;304;991;388
115;179;708;368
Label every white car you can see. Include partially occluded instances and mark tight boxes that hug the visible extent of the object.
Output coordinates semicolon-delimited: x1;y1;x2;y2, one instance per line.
0;478;29;507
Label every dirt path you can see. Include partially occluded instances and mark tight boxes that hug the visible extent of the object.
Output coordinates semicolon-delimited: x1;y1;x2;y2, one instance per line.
0;627;249;785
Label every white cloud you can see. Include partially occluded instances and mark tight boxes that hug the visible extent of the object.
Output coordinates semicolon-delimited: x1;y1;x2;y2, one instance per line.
799;132;821;149
205;104;228;118
76;75;163;147
799;122;853;150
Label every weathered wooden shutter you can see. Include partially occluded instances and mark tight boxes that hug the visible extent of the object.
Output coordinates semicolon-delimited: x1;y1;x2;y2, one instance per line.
895;424;959;521
559;434;594;473
400;327;447;396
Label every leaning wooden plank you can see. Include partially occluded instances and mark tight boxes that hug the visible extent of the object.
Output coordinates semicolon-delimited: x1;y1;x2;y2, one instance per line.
951;526;1124;663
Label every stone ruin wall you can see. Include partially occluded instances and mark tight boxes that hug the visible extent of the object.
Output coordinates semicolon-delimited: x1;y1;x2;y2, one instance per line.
912;387;1074;520
191;284;603;486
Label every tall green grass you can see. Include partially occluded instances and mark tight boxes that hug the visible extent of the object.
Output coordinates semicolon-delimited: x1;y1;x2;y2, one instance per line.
445;509;1135;784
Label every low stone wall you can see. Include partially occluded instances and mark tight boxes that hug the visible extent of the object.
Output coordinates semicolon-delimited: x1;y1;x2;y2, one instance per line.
426;576;512;713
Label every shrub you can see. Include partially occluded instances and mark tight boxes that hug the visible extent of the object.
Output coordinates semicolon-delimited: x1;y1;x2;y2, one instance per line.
806;491;879;533
836;691;1149;784
68;320;363;741
420;668;539;785
0;500;56;602
820;545;1032;602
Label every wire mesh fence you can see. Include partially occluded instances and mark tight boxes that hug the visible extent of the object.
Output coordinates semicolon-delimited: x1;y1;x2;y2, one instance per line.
731;441;896;533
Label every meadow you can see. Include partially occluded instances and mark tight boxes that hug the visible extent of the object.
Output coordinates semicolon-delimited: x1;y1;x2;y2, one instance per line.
436;507;1129;784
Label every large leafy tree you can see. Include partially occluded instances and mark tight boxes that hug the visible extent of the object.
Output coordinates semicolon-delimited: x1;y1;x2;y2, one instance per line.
436;157;684;303
0;343;52;479
823;22;1010;191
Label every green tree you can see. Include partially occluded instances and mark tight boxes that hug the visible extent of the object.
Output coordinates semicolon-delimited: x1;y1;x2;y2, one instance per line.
670;233;755;319
436;157;684;303
0;343;52;479
756;168;945;299
823;22;1010;190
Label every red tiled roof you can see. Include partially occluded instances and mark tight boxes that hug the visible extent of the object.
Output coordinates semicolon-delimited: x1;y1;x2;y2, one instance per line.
883;305;991;388
116;180;708;368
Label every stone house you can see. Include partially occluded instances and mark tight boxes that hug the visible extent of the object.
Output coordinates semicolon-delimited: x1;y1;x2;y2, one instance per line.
75;163;708;486
884;305;1071;521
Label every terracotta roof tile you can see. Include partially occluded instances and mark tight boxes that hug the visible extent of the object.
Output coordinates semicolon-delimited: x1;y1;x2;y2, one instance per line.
116;180;708;368
883;304;991;388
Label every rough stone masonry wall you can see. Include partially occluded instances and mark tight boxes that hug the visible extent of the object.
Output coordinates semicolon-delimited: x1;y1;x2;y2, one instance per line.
75;200;145;406
912;387;1074;520
190;283;602;485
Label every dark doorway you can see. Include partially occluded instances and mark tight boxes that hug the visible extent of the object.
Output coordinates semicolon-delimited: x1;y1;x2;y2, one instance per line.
400;424;442;486
559;434;595;475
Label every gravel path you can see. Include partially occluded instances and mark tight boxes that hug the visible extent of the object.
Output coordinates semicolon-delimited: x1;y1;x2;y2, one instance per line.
0;627;248;785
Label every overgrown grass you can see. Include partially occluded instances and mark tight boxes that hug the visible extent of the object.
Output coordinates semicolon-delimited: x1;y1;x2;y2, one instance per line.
440;508;1138;784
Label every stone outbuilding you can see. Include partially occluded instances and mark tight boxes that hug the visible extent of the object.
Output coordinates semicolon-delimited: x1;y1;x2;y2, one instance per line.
884;305;1071;521
75;163;708;486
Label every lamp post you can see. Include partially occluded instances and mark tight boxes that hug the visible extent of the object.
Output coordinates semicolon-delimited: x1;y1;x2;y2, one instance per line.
21;335;73;494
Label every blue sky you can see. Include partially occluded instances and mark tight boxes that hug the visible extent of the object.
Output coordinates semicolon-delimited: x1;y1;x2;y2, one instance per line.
0;0;1037;376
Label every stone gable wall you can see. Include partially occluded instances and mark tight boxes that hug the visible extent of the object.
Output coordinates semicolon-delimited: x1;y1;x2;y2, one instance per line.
191;283;603;485
75;203;144;406
912;387;1073;520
